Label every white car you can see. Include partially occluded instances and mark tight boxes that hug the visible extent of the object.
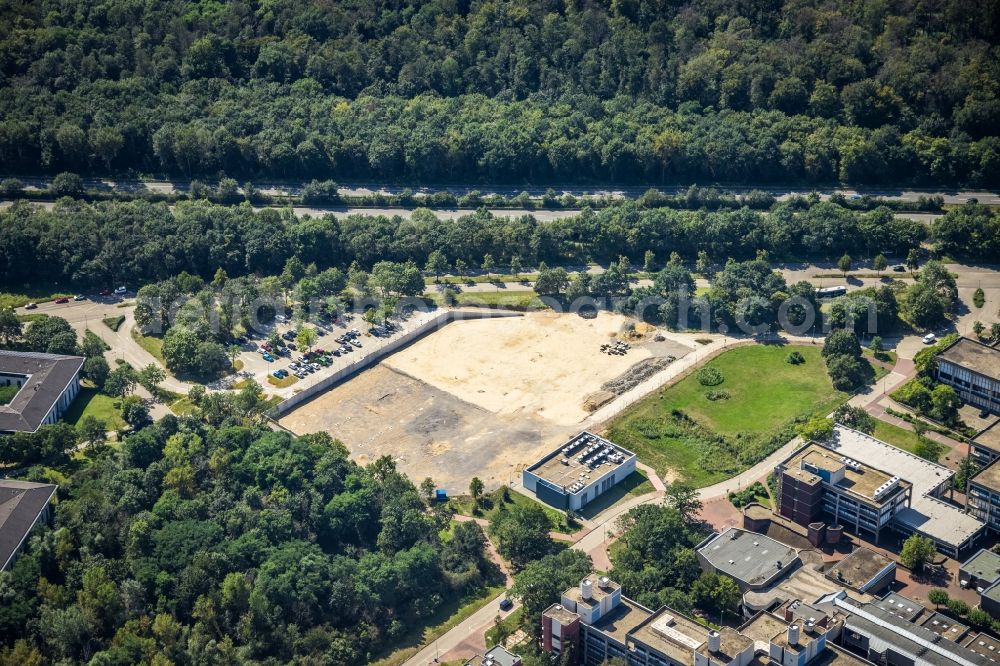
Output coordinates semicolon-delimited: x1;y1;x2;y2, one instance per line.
922;333;936;344
113;286;127;295
275;314;288;323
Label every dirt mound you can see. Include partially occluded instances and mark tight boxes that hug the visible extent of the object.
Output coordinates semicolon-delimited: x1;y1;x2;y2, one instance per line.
619;321;656;341
601;356;675;394
582;390;616;412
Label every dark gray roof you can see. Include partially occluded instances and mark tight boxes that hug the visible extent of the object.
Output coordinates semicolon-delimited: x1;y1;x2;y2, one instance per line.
937;337;1000;380
873;591;926;622
698;527;798;587
960;548;1000;585
0;350;84;433
835;596;982;666
0;479;57;570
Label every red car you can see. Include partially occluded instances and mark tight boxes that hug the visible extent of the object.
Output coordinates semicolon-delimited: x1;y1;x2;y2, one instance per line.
54;297;70;304
99;288;111;296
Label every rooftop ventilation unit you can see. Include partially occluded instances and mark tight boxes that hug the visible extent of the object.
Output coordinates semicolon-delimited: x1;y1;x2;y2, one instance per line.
873;476;900;500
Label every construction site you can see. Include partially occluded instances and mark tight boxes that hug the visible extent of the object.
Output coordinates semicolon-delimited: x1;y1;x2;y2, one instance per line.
278;311;692;492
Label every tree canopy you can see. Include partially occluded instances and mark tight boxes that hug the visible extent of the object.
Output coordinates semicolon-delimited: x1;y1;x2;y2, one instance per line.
0;0;997;185
0;418;499;663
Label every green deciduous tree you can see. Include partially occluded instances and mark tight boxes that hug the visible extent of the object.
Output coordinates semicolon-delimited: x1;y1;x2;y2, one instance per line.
77;415;107;448
797;417;834;442
899;534;935;572
425;250;448;283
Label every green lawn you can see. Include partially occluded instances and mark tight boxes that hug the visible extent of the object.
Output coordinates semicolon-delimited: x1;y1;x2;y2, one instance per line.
169;397;199;416
578;469;654;519
656;345;842;436
131;327;165;364
606;345;848;486
428;289;547;309
266;374;298;388
873;419;922;454
102;315;125;331
62;387;126;430
449;487;581;534
0;385;18;405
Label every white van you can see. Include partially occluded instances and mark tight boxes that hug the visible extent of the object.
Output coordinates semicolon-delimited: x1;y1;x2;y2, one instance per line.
922;333;936;344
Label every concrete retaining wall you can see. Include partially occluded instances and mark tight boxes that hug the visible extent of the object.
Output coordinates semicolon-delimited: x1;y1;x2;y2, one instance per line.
270;308;522;417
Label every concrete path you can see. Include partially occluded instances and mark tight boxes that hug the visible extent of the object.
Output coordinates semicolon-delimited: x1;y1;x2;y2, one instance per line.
19;297;195;393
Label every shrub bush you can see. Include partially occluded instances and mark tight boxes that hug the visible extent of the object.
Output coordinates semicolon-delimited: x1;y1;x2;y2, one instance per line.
705;390;730;401
786;351;805;364
697;366;724;386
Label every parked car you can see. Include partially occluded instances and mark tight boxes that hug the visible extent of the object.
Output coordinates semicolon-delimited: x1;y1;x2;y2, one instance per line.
922;333;936;344
499;598;514;612
262;353;275;362
73;294;86;301
114;286;127;295
54;297;69;304
287;343;297;351
99;288;111;296
275;314;288;323
892;265;906;272
351;339;362;348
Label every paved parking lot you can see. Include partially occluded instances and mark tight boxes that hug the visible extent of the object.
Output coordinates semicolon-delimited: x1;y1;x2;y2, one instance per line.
235;310;441;399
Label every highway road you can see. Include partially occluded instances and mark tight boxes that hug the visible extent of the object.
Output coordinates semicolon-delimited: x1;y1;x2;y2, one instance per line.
3;174;998;205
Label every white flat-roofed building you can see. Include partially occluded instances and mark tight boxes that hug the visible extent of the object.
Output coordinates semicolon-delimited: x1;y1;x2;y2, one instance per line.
810;426;985;558
522;431;636;511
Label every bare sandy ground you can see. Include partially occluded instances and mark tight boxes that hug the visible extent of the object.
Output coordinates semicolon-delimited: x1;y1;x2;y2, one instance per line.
277;365;568;492
383;312;658;425
279;311;692;490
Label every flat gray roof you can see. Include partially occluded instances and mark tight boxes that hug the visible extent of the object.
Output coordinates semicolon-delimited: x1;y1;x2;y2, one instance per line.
962;632;1000;663
873;592;926;622
827;426;985;549
960;548;1000;585
0;350;84;433
972;421;1000;455
937;337;1000;380
971;458;1000;493
826;547;894;590
919;611;968;641
527;431;634;491
698;527;798;588
985;579;1000;604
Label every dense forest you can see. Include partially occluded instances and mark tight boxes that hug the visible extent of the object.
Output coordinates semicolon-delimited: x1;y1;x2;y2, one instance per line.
0;416;500;664
0;199;1000;289
3;198;998;290
1;0;998;184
